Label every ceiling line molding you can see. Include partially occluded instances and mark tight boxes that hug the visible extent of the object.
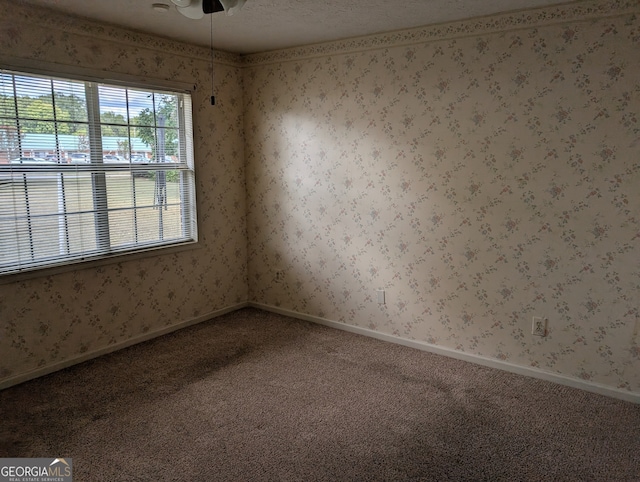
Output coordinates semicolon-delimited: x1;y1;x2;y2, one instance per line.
242;0;640;66
0;0;241;67
1;0;637;68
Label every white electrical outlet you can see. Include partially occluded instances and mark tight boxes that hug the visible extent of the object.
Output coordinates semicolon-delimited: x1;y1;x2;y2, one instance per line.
377;289;385;304
532;316;546;337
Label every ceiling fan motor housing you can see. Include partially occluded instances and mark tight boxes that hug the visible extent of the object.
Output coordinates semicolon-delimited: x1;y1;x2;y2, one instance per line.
203;0;225;14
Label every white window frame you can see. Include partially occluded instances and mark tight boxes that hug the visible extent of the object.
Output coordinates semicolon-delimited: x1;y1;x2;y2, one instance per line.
0;65;198;278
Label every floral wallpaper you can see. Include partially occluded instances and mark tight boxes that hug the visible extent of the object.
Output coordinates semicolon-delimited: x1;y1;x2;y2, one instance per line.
0;1;247;383
1;0;639;398
244;0;640;393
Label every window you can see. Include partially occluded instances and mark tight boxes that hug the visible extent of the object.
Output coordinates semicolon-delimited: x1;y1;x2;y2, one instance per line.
0;69;197;276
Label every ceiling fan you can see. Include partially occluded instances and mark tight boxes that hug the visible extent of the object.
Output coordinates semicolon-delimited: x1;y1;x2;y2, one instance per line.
171;0;246;19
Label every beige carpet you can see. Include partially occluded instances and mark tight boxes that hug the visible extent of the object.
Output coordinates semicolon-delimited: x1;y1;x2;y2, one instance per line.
1;308;639;481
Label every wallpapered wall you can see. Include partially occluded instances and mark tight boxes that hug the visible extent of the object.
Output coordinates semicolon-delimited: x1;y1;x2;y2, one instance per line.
0;2;248;382
244;1;640;393
0;0;638;397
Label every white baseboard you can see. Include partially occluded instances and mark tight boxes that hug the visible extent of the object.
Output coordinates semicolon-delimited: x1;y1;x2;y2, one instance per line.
0;302;249;390
250;302;640;404
5;301;638;404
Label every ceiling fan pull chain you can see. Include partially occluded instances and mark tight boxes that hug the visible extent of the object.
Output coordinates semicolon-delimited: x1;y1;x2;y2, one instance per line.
210;11;216;105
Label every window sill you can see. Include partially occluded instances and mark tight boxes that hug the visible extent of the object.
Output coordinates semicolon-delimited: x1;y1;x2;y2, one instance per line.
0;240;200;285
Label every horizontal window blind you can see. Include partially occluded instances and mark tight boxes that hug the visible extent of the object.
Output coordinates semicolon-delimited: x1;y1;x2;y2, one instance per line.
0;69;197;275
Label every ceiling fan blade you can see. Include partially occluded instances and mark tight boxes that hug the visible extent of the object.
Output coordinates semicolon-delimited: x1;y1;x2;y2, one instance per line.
203;0;224;14
219;0;246;15
177;0;204;19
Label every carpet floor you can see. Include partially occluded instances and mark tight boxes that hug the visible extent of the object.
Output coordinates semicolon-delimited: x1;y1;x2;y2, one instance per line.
1;307;639;481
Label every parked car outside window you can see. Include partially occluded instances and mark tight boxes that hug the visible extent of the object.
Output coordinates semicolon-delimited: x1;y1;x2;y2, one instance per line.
69;153;89;164
130;155;148;163
154;156;176;163
10;157;56;164
103;155;128;163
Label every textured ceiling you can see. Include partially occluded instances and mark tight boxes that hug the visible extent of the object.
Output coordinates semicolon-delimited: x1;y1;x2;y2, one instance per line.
19;0;576;54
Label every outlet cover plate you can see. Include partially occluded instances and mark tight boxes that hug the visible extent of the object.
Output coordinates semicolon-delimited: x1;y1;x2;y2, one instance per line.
532;316;546;336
